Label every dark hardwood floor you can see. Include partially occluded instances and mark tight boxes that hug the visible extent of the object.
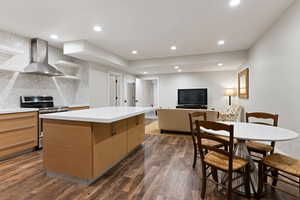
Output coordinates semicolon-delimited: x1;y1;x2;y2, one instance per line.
0;135;298;200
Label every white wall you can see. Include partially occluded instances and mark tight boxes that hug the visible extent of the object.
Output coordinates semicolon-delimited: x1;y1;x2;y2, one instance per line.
144;81;154;106
0;30;89;108
239;1;300;158
135;78;144;106
146;71;236;109
88;62;137;108
89;63;109;107
152;80;159;107
135;78;161;107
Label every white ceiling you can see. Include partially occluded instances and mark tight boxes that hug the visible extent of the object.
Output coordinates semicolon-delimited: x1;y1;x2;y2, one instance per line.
128;50;248;74
0;0;295;74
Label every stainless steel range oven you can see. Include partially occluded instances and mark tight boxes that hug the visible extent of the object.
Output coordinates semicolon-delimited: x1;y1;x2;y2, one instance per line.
20;96;69;149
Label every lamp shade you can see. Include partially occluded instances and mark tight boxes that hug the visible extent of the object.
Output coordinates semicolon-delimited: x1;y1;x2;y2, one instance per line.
225;88;236;96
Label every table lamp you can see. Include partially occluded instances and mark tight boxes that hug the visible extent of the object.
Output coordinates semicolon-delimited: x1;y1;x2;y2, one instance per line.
225;88;236;105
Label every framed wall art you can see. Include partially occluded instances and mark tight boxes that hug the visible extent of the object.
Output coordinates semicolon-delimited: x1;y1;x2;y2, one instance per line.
238;68;249;99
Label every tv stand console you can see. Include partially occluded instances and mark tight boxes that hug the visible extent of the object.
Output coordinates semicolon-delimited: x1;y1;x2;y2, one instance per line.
176;105;208;109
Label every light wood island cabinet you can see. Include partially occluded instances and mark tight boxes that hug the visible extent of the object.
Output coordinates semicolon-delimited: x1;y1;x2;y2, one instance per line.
42;109;148;185
128;114;145;153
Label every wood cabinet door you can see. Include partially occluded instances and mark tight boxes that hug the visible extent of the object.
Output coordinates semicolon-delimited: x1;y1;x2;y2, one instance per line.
112;132;127;164
93;136;113;177
93;123;114;177
137;114;145;125
0;112;38;158
127;130;139;153
44;120;93;179
127;116;139;153
138;114;145;143
137;124;145;144
127;115;145;153
111;119;127;163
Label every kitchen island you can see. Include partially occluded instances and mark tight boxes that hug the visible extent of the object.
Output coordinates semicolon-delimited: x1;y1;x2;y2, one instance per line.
40;106;153;185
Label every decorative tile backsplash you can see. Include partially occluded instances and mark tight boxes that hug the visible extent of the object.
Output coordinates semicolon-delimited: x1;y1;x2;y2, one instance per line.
0;30;89;108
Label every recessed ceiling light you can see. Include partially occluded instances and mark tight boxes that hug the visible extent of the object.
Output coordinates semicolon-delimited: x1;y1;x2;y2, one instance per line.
218;63;224;66
50;34;58;40
93;26;103;32
171;46;177;50
143;72;148;74
218;40;225;45
229;0;241;7
177;69;182;72
132;50;138;55
174;66;179;69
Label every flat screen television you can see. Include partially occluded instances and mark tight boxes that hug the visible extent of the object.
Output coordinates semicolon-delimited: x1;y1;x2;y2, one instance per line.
178;88;207;106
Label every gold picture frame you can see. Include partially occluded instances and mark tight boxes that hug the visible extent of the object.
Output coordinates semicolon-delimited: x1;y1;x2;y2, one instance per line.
238;68;249;99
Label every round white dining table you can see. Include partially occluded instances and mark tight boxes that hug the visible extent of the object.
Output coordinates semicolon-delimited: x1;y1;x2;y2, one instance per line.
201;122;299;196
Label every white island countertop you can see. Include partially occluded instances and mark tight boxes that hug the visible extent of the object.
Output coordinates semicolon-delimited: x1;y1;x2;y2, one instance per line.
40;106;154;123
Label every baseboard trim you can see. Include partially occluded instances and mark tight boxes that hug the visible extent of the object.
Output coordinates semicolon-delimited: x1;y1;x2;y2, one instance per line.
274;149;288;156
160;129;191;135
0;148;35;161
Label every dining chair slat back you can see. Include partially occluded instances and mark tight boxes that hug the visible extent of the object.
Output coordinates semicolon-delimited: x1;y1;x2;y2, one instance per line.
246;112;279;155
246;112;278;126
188;112;207;168
189;112;207;131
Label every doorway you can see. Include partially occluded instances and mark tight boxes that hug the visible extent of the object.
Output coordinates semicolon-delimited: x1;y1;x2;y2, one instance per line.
135;78;159;108
109;74;121;106
126;82;136;106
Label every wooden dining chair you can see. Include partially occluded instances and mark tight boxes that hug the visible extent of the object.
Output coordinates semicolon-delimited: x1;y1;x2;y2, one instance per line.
188;112;224;168
258;153;300;198
195;120;251;199
246;112;279;161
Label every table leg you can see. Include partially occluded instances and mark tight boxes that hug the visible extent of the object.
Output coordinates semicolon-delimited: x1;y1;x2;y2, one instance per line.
234;140;258;195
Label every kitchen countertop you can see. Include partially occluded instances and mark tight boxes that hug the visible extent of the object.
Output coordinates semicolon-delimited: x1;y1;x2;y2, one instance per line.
0;108;39;114
40;106;154;123
0;104;90;115
68;104;90;108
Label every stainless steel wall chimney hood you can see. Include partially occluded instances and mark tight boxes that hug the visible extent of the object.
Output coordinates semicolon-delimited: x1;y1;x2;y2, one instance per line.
23;38;64;76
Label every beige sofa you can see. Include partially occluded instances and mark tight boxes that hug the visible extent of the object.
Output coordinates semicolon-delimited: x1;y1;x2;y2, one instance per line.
157;108;218;133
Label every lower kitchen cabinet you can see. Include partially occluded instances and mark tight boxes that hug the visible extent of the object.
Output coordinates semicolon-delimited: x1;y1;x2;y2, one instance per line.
137;124;145;144
44;120;93;179
93;134;114;177
0;112;38;158
93;119;129;176
128;115;145;153
112;119;128;163
128;130;140;153
137;115;145;144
